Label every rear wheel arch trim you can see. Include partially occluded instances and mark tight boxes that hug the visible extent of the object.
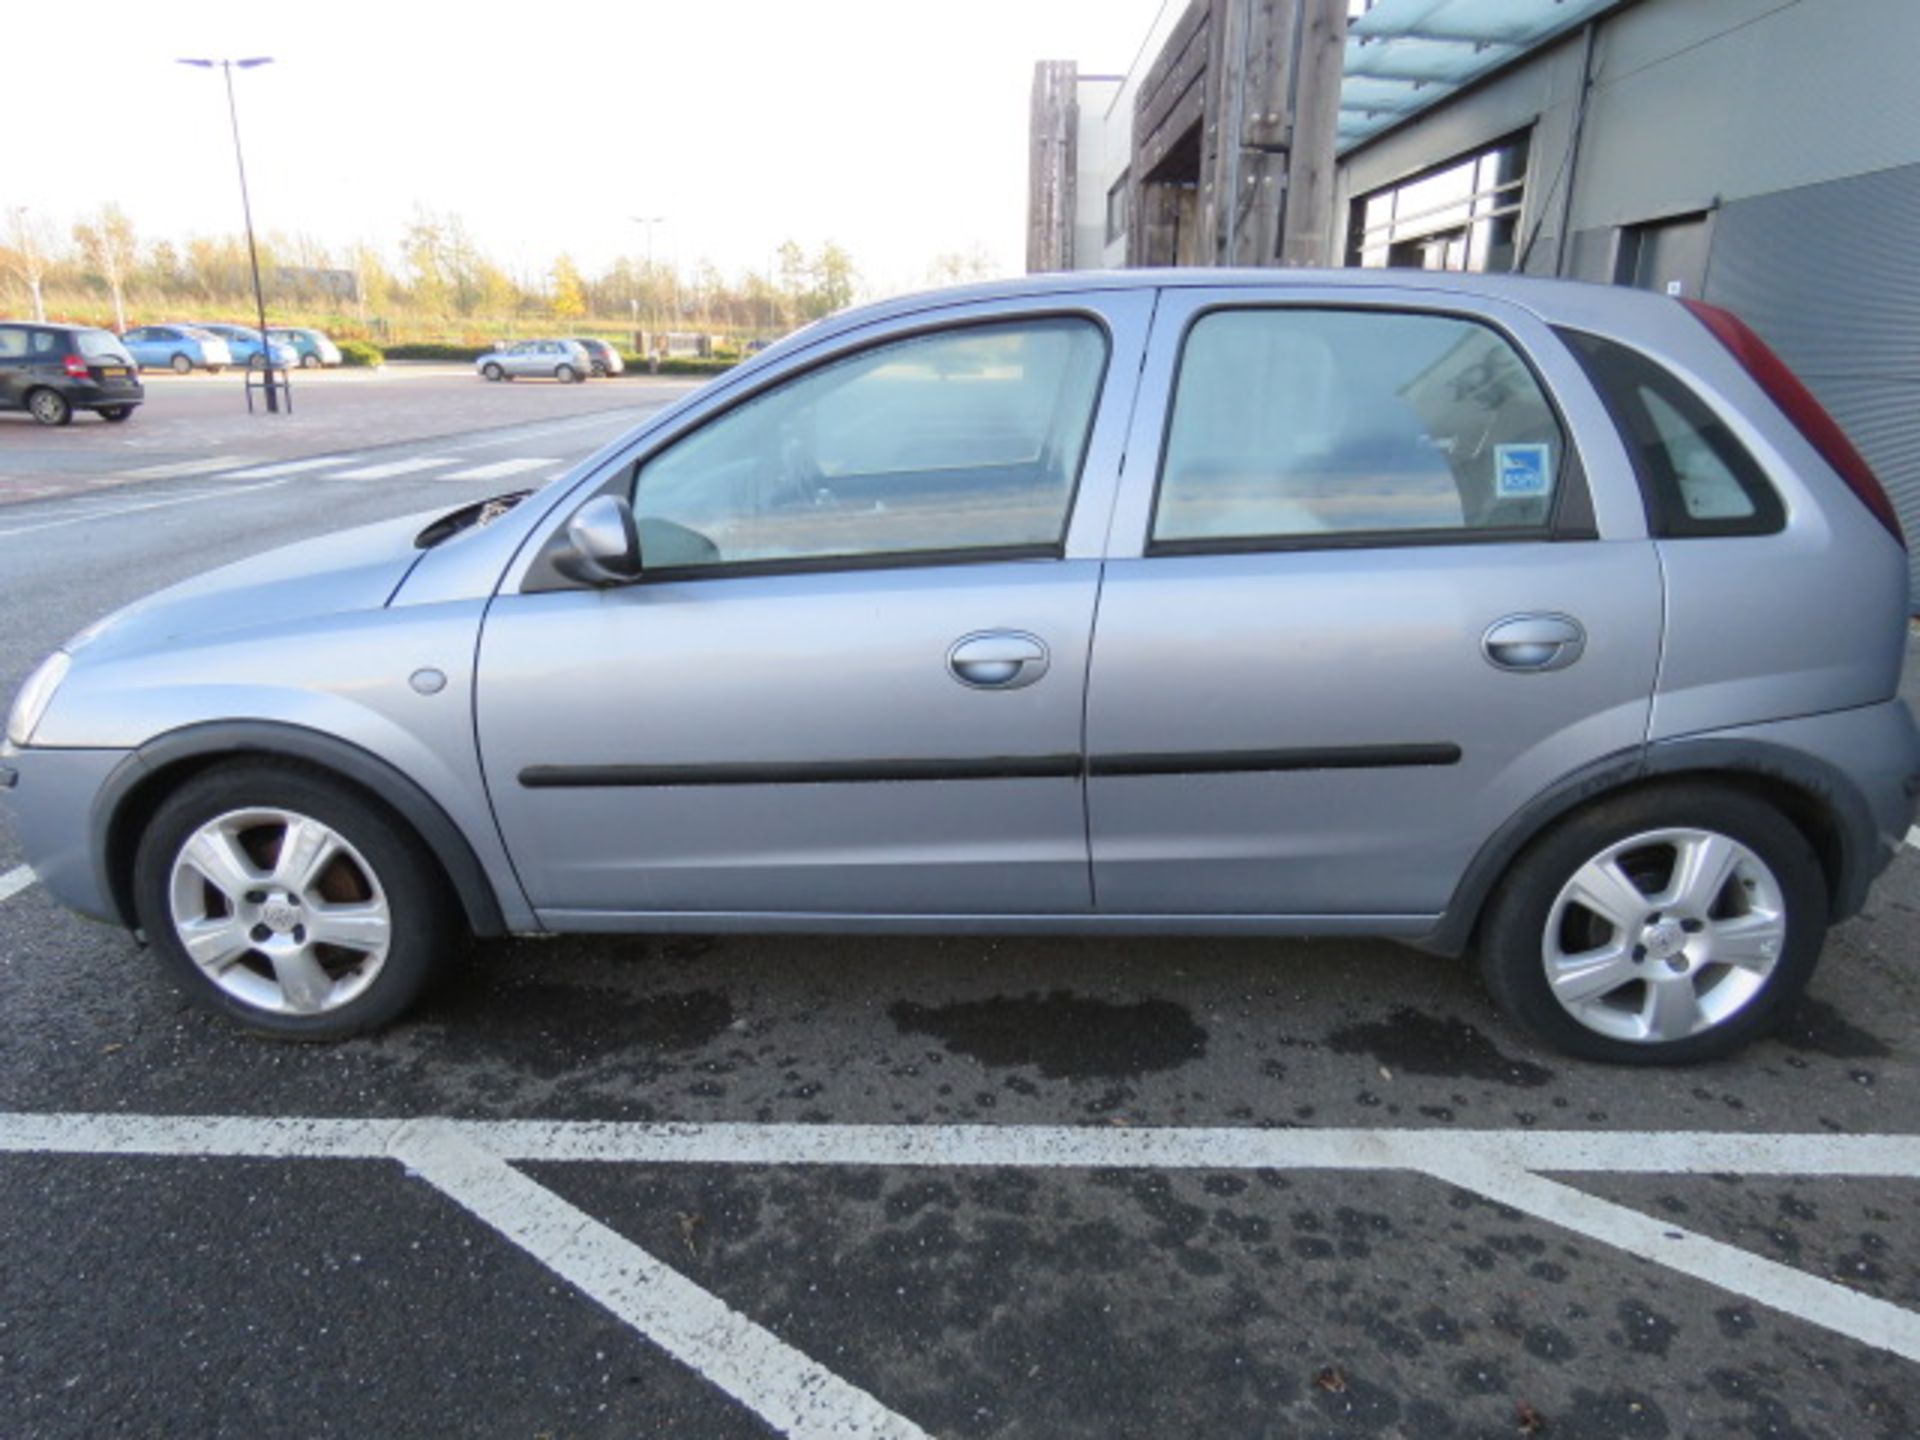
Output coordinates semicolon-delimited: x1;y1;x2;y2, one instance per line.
92;721;508;940
1426;739;1874;956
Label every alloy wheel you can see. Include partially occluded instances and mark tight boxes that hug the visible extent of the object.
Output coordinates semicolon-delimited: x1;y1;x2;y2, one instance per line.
167;807;392;1016
1542;826;1787;1044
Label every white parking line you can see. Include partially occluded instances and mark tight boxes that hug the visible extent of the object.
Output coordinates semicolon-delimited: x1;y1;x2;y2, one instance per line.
220;455;366;479
394;1122;930;1439
114;456;263;480
323;456;463;481
0;866;36;904
437;457;560;481
0;479;291;540
5;1112;1920;1382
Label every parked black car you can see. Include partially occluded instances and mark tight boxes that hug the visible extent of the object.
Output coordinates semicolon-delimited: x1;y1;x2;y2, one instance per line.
0;322;143;425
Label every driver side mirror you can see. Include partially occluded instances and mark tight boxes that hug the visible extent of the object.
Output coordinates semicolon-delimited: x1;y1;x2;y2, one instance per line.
554;494;644;587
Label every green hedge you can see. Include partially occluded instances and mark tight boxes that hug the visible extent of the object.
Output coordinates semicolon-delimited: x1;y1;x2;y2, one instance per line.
382;342;491;362
619;355;739;377
336;339;384;367
378;343;737;375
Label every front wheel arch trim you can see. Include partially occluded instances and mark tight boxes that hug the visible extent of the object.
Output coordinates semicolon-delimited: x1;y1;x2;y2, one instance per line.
92;721;508;939
1424;738;1876;957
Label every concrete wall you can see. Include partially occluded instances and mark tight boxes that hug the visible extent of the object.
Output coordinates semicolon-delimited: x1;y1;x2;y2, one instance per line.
1074;79;1124;268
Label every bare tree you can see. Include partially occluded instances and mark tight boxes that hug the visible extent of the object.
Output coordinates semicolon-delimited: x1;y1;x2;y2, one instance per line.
73;204;139;333
4;207;55;322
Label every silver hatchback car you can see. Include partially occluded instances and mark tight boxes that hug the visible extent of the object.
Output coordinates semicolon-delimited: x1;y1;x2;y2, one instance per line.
477;339;592;383
4;272;1915;1062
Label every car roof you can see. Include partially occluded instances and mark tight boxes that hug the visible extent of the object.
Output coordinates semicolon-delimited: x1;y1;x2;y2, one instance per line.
793;266;1687;351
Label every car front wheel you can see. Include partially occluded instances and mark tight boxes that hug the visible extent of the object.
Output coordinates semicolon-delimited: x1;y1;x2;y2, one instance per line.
134;762;455;1039
170;354;194;374
27;388;72;426
482;362;504;382
1478;784;1826;1065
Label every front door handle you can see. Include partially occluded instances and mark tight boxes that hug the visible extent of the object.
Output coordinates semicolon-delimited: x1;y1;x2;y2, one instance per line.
1482;614;1586;672
948;631;1050;690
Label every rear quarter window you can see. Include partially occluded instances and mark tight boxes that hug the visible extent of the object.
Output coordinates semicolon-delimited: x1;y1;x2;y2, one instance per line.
1559;328;1785;537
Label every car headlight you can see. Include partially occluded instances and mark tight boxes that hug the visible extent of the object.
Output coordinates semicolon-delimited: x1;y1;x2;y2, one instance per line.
6;651;71;747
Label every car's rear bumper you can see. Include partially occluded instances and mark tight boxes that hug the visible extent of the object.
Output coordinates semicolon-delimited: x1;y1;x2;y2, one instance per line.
71;381;143;407
0;743;130;925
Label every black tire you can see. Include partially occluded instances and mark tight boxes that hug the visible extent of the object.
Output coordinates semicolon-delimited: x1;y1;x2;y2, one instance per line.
482;362;504;382
590;361;608;378
133;761;457;1040
100;406;135;423
300;352;321;369
1478;783;1827;1065
555;364;578;384
170;353;194;374
27;388;72;426
249;353;270;371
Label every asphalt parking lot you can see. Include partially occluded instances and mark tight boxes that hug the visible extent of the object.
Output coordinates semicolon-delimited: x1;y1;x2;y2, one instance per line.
2;379;1918;1438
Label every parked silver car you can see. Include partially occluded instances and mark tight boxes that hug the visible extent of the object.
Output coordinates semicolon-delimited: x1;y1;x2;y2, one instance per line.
567;337;625;377
476;339;591;383
4;272;1915;1060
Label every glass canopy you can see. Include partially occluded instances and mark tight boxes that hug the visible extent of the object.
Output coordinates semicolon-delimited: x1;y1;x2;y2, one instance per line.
1340;0;1626;151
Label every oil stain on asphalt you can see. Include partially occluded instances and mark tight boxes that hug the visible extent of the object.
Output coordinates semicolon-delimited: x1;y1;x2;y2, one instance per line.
888;991;1208;1079
1325;1007;1555;1087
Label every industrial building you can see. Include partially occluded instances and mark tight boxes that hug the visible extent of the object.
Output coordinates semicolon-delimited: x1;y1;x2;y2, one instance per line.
1029;0;1920;602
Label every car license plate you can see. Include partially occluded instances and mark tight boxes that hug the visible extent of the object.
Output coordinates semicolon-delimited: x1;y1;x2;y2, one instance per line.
99;366;126;377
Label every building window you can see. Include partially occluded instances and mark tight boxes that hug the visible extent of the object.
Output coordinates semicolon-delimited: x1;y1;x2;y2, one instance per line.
1349;135;1530;274
1106;173;1130;246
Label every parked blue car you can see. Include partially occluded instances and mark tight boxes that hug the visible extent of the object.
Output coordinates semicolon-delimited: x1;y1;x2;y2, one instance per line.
269;326;344;369
120;325;234;374
194;323;300;370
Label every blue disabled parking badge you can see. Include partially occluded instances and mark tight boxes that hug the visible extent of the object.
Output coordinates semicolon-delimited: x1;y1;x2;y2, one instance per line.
1494;443;1552;499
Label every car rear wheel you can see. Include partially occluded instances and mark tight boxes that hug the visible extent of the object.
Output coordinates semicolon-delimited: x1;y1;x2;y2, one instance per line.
134;762;456;1039
590;361;608;377
170;353;194;374
100;406;135;423
555;364;579;384
300;352;321;369
482;362;504;382
1478;784;1826;1064
27;388;72;426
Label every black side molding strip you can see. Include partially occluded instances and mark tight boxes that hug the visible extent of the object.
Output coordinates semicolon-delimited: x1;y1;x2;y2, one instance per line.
519;755;1084;788
1090;744;1462;777
520;744;1461;789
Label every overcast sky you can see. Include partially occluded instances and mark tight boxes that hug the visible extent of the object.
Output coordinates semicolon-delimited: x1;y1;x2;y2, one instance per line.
20;0;1165;295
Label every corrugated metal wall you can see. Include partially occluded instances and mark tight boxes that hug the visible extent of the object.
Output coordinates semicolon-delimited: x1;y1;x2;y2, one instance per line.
1705;162;1920;608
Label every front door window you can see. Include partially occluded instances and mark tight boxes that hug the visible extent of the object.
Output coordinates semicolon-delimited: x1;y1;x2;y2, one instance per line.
631;317;1108;571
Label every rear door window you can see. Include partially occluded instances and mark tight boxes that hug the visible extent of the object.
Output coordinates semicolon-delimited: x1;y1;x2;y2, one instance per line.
1153;307;1571;548
0;327;26;360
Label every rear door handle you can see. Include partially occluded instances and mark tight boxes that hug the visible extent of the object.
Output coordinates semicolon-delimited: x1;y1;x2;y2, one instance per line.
948;631;1050;689
1482;614;1586;672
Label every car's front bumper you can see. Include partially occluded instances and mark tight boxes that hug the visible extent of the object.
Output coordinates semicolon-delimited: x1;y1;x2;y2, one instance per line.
0;743;131;925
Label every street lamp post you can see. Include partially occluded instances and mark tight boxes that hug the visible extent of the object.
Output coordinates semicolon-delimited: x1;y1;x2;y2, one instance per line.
178;56;284;413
